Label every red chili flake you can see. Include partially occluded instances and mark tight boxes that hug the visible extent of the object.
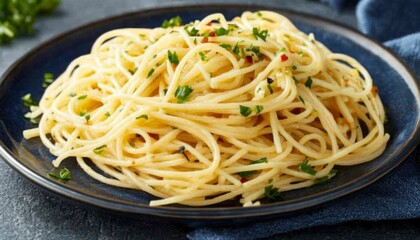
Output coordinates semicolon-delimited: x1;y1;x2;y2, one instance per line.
201;36;208;43
240;178;248;183
281;54;288;62
206;22;212;26
246;56;253;64
209;31;216;37
290;50;295;54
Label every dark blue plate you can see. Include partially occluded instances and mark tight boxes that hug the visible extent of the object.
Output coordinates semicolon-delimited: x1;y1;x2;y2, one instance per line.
0;4;419;224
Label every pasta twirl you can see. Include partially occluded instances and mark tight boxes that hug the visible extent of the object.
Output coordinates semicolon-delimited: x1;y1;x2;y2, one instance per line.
23;11;389;206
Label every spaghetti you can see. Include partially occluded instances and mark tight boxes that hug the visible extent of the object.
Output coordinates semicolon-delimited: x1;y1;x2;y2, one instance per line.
23;11;389;206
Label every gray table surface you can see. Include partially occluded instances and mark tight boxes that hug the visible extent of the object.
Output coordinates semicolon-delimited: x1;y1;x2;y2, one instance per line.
1;0;419;239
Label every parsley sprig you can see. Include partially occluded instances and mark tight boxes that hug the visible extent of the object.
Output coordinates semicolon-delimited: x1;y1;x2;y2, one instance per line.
21;93;38;107
48;167;72;181
42;73;54;88
167;50;179;65
162;16;182;28
264;184;283;200
237;157;268;179
298;157;317;175
174;85;193;103
252;27;268;41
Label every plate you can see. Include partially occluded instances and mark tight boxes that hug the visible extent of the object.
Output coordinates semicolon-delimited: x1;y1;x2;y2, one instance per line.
0;4;419;224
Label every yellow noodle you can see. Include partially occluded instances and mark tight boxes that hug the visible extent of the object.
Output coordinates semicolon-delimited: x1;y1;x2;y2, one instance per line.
23;11;389;206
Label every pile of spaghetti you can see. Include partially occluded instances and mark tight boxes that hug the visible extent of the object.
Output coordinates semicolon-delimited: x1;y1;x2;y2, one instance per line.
23;11;389;207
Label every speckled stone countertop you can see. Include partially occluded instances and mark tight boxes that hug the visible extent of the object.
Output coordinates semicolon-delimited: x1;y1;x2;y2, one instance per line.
0;0;418;239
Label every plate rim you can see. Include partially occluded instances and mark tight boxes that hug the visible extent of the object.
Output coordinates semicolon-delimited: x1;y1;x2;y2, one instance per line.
1;3;419;220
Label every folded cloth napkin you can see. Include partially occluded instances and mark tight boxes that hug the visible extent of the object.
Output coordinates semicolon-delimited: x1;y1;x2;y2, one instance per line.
188;1;420;239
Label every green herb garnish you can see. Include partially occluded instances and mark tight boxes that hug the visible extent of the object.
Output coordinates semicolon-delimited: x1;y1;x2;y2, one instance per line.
237;157;268;179
305;76;313;88
215;27;229;36
233;41;240;55
42;73;54;88
239;105;252;117
314;169;338;184
0;0;61;45
255;105;264;114
128;67;138;75
77;95;87;100
199;52;208;61
93;145;106;154
161;16;182;28
174;85;193;103
184;26;199;36
48;167;71;181
167;50;179;65
219;43;232;50
264;185;283;200
299;96;305;104
252;27;268;41
21;93;38;107
267;84;274;94
298;157;317;175
147;68;155;78
136;114;148;120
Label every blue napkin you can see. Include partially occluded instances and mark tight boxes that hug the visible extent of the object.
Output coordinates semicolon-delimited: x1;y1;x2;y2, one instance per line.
188;1;420;239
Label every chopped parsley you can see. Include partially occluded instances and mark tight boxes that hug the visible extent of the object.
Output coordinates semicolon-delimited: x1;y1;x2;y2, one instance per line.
105;112;111;117
233;41;240;55
199;52;208;61
237;170;256;179
267;77;274;94
80;110;90;122
147;68;155;78
305;76;313;88
174;85;193;103
42;73;54;88
129;67;138;75
219;43;232;50
184;26;199;36
161;16;182;28
264;185;283;200
21;93;38;107
167;50;179;65
79;110;88;116
292;65;297;70
255;105;264;114
136;114;148;120
93;145;107;154
239;105;252;117
299;96;305;104
293;76;299;84
215;27;229;36
48;168;72;181
314;169;338;184
253;157;268;164
298;157;317;175
252;27;268;41
77;95;87;100
267;84;274;94
237;157;268;179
